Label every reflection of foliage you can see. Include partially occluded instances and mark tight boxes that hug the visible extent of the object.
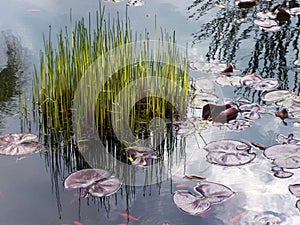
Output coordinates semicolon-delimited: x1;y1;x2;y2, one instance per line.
0;32;25;115
188;0;300;100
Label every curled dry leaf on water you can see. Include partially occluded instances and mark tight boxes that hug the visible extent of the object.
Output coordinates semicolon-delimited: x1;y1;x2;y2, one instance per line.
212;107;239;123
202;103;231;120
64;169;121;197
235;0;257;8
250;141;266;150
203;139;256;166
276;7;291;21
184;175;206;180
275;108;289;121
220;63;234;74
264;144;300;169
0;133;41;156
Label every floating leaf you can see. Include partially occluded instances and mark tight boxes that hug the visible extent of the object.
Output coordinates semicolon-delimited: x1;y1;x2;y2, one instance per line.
276;8;291;21
127;0;144;6
221;63;234;74
190;92;218;109
173;190;211;215
297;200;300;211
290;7;300;15
289;184;300;198
125;146;158;166
188;60;227;73
262;90;297;107
202;103;231;120
295;60;300;66
227;119;252;131
204;139;255;166
213;108;239;123
235;0;257;8
194;181;234;204
264;145;300;169
275;108;289;120
276;134;300;144
215;75;241;86
88;176;122;197
64;169;121;197
184;175;206;180
0;133;40;155
241;74;278;90
254;19;278;28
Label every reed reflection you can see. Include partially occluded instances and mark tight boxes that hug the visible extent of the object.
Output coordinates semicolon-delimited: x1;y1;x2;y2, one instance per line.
188;0;300;101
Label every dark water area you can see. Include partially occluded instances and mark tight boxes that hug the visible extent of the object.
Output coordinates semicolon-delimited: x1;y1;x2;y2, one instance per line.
1;0;300;225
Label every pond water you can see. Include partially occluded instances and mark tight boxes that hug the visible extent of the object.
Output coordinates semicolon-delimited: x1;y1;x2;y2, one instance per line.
1;0;300;224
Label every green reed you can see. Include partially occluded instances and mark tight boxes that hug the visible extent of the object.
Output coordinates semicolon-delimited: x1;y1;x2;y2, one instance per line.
33;5;189;141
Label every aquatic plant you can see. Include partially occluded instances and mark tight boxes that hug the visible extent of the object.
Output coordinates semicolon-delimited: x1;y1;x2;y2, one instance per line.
173;180;234;215
0;133;41;155
64;168;121;197
32;4;189;142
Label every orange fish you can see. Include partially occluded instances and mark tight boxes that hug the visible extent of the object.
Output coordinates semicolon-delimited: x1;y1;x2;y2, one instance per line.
229;212;244;223
120;213;142;222
73;221;83;225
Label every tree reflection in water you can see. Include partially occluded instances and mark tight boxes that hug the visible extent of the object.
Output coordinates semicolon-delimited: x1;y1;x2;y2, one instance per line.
188;0;300;100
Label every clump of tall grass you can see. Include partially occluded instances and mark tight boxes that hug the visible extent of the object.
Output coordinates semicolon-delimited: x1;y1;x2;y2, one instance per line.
32;5;189;142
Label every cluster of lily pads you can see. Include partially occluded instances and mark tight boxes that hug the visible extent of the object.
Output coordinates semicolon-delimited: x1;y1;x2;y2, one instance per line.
173;179;234;215
125;146;158;166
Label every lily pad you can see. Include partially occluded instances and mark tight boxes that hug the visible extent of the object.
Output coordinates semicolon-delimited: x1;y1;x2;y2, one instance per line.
262;90;298;106
64;169;121;197
288;184;300;198
276;134;300;144
125;146;158;166
297;200;300;211
204;139;255;166
226;119;252;131
215;75;241;86
264;145;300;169
254;19;278;28
241;74;278;90
188;60;227;73
290;7;300;15
194;181;234;204
190;92;218;109
271;166;294;178
173;190;211;215
0;133;40;155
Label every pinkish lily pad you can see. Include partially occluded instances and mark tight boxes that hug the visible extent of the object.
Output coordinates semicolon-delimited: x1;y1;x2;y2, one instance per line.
0;133;40;155
289;184;300;198
204;140;255;166
173;190;211;215
264;145;300;169
125;146;158;166
64;169;121;197
240;74;278;90
194;181;234;204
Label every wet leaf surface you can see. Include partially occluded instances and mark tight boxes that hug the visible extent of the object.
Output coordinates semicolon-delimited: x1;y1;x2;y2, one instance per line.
125;146;158;166
188;60;227;73
64;169;121;197
173;190;211;215
194;181;234;204
226;119;252;131
215;75;241;86
0;133;41;155
240;74;278;90
264;145;300;169
204;139;255;166
288;184;300;198
276;134;300;144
